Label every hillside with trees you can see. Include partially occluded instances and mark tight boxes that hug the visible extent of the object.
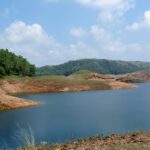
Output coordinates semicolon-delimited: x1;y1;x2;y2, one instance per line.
36;59;150;76
0;49;35;77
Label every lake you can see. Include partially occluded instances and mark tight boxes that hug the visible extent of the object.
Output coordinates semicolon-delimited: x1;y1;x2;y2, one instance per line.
0;83;150;148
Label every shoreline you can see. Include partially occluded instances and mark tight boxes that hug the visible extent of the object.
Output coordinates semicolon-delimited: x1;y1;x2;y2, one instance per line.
0;94;40;111
49;132;150;150
15;131;150;150
0;76;137;111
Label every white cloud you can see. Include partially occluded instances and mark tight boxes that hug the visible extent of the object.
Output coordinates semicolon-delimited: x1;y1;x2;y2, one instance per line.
0;21;99;66
70;27;87;38
47;41;99;64
3;21;55;45
89;24;146;59
68;42;99;58
127;10;150;31
90;25;124;52
76;0;135;21
0;20;149;67
0;21;64;66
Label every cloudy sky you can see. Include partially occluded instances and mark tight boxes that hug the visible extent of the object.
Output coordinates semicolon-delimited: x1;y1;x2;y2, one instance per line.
0;0;150;66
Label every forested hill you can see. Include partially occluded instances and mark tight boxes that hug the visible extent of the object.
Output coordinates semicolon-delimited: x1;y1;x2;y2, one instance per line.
0;49;35;77
36;59;150;76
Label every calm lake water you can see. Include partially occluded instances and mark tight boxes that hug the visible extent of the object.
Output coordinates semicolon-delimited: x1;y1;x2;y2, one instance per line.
0;83;150;148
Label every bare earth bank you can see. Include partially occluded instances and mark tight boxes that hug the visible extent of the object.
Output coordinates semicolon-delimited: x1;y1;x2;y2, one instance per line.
0;75;136;111
0;80;39;111
15;132;150;150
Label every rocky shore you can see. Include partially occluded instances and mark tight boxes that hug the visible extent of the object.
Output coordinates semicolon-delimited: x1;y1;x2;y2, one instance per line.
15;132;150;150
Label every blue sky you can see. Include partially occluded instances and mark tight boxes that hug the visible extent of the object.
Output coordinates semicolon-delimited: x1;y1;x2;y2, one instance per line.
0;0;150;66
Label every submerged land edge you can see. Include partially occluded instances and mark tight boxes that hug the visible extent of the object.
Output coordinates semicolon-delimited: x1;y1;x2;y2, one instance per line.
0;74;137;111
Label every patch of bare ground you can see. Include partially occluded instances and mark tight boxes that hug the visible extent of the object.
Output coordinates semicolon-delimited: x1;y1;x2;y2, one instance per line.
108;81;137;90
0;94;38;111
0;74;137;111
16;132;150;150
116;69;150;83
88;74;136;89
0;80;39;111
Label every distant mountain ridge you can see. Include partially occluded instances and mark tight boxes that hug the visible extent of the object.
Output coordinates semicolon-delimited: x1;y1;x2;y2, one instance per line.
36;59;150;76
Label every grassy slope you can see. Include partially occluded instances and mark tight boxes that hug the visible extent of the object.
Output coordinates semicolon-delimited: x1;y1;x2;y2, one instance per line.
4;70;135;94
5;72;112;93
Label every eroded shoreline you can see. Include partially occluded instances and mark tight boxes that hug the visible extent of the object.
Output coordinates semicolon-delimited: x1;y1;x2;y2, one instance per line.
0;75;137;111
15;132;150;150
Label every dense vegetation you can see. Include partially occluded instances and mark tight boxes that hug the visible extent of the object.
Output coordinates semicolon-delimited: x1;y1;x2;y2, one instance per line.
36;59;150;76
0;49;35;77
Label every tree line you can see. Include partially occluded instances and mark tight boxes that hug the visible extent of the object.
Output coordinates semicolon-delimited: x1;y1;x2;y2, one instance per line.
36;59;150;76
0;49;35;77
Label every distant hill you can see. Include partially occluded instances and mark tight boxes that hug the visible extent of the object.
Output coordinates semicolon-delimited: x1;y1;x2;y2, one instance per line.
36;59;150;76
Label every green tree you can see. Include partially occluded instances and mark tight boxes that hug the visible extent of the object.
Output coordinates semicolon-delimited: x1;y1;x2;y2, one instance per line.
0;49;36;77
0;66;5;77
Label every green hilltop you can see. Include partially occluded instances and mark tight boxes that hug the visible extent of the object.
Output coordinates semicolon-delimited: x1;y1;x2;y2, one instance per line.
36;59;150;76
1;49;150;77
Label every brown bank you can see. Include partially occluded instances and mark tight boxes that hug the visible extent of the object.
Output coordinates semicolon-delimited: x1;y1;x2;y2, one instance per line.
0;73;136;111
15;132;150;150
0;80;39;111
